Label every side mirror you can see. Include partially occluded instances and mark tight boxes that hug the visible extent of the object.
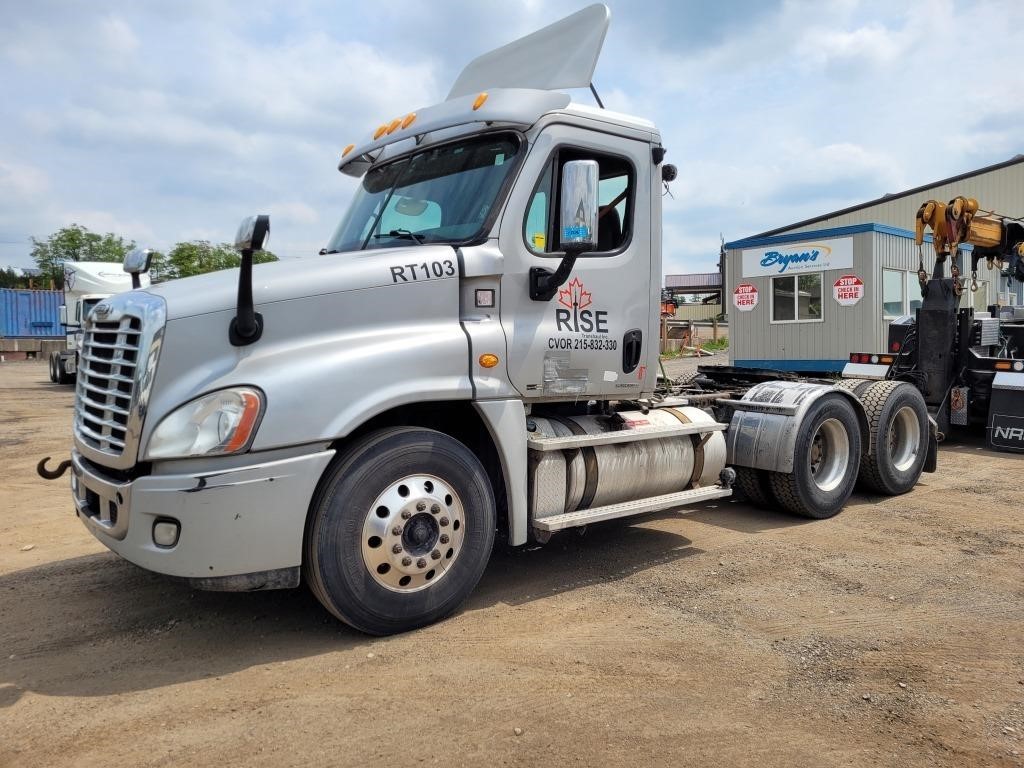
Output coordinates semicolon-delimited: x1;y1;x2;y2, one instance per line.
234;214;271;252
230;214;270;346
123;248;153;275
559;159;599;254
124;248;153;289
529;159;599;301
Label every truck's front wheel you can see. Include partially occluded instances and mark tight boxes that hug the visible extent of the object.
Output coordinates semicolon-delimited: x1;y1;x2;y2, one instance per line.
304;427;496;635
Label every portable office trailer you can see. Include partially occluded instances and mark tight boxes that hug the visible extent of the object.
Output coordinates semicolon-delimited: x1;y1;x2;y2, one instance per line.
723;223;994;372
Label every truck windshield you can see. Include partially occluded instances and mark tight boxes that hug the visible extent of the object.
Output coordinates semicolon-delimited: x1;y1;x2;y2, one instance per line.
325;133;521;253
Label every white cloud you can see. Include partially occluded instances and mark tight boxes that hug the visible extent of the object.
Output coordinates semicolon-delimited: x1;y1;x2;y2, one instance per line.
0;0;1022;275
0;160;50;198
97;16;140;57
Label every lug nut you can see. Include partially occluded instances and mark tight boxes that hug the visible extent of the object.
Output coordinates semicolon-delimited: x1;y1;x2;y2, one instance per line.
392;544;403;554
402;556;412;567
431;550;441;560
392;526;403;536
401;510;412;520
416;558;427;569
431;504;440;514
416;502;426;512
439;517;449;527
439;534;449;545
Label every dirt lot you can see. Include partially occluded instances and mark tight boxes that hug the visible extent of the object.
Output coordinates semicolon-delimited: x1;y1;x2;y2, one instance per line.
1;359;1022;767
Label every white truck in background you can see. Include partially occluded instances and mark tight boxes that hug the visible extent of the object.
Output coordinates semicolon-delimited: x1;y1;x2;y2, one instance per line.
48;260;149;384
40;5;938;635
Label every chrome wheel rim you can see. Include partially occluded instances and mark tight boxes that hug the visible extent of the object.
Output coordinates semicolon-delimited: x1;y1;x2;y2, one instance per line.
808;418;850;492
360;474;465;593
888;406;919;472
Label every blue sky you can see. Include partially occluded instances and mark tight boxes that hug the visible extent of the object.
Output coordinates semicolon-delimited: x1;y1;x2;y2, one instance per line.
1;0;1021;276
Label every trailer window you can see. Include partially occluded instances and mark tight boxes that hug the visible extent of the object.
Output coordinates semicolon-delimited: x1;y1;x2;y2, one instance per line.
883;269;905;318
771;273;822;323
907;272;922;314
961;278;989;313
524;148;634;256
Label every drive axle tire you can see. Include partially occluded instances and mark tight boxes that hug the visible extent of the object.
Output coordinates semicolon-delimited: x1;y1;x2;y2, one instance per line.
304;427;496;636
48;353;58;383
733;466;776;510
56;358;71;385
856;380;928;496
768;394;862;519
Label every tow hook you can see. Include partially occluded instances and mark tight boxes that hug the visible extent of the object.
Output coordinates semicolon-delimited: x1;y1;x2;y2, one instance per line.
37;457;71;480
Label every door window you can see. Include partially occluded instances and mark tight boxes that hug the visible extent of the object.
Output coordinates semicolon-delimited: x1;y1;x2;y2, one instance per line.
523;149;633;255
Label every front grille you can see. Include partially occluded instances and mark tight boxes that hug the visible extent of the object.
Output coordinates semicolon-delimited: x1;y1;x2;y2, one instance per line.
74;315;142;457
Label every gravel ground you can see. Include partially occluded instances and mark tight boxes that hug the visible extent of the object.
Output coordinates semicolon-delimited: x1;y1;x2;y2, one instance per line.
2;360;1023;768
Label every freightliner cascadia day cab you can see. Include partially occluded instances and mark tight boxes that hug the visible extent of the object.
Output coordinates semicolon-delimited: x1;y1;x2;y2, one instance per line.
53;5;936;635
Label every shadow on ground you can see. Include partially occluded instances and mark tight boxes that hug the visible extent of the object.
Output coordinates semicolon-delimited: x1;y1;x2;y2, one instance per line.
0;520;712;704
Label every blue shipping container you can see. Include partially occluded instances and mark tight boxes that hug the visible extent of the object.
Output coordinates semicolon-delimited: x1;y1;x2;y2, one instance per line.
0;288;63;338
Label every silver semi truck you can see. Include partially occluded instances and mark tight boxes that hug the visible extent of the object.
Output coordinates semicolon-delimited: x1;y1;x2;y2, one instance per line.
50;5;935;635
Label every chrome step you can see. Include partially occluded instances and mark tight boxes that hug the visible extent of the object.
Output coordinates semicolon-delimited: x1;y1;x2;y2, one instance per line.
531;485;732;532
527;422;726;452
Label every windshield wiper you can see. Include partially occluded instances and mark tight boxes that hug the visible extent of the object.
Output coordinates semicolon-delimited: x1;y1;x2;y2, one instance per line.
373;229;425;245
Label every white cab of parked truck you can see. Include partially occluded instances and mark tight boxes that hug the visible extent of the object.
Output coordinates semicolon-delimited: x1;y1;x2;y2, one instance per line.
60;5;932;635
49;260;150;385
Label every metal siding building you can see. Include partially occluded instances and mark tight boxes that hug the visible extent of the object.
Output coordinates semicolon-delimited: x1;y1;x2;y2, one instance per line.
756;157;1024;238
724;156;1023;370
0;288;62;338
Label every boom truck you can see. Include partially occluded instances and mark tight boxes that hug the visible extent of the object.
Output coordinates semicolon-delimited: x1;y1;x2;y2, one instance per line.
39;5;937;635
843;197;1024;454
47;260;150;385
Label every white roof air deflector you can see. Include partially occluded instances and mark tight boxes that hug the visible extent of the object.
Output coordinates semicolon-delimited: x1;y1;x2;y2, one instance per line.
447;4;611;100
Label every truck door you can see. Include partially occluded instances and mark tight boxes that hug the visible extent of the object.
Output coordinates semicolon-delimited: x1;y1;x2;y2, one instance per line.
496;126;653;400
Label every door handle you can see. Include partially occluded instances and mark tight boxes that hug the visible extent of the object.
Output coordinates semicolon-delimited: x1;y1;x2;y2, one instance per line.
622;329;642;373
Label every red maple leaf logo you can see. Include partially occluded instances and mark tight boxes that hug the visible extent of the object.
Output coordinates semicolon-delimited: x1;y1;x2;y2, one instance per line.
558;277;592;310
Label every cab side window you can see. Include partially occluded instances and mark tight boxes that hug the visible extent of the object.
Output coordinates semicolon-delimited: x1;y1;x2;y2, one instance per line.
523;149;634;256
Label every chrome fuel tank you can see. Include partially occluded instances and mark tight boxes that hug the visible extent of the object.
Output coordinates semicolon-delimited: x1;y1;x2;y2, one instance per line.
528;407;727;519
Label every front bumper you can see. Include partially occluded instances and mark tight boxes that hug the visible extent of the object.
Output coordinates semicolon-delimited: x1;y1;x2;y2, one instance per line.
71;448;335;582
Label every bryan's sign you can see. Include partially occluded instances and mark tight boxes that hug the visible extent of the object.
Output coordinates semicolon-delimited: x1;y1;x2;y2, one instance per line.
742;237;853;278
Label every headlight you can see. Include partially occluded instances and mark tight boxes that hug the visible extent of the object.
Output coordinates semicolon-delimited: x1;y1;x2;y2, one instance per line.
145;387;264;460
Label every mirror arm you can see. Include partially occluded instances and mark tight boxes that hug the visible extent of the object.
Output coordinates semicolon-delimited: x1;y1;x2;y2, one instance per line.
529;248;584;301
131;274;141;290
229;248;264;346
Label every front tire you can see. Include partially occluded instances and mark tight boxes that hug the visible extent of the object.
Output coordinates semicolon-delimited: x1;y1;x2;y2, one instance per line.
768;394;862;519
304;427;496;635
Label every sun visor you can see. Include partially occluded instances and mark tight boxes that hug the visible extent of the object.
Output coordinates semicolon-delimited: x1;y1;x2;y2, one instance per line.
338;88;570;177
447;4;610;100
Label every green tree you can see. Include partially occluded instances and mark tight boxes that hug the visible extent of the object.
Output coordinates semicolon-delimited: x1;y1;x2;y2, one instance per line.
30;224;135;288
145;250;171;283
162;241;277;281
0;267;25;289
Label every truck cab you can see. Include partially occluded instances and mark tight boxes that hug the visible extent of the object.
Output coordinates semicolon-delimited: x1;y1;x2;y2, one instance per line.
49;260;148;384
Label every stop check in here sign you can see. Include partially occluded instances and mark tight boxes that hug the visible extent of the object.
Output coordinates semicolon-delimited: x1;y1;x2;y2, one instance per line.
733;283;758;312
833;274;864;306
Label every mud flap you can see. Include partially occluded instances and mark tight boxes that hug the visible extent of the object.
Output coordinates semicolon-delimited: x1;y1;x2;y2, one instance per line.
924;432;938;473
